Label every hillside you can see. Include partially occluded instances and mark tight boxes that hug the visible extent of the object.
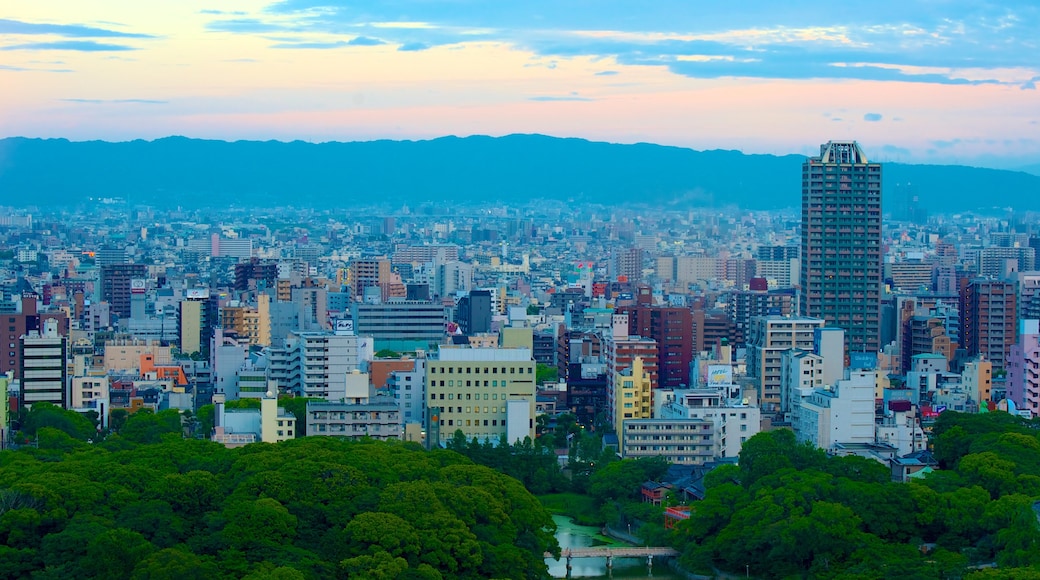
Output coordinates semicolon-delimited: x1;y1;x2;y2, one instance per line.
0;135;1037;212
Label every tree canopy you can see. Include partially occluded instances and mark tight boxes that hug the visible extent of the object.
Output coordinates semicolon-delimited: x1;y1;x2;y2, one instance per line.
0;436;558;579
674;413;1040;578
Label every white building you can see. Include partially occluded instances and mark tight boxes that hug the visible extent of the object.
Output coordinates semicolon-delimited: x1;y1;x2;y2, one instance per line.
20;319;68;408
271;331;372;398
661;390;761;459
793;370;876;452
388;357;427;426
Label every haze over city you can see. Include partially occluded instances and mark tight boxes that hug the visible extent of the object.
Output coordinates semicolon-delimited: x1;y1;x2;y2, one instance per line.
2;1;1039;170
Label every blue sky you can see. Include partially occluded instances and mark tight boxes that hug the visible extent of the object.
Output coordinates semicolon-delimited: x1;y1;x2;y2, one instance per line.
1;1;1038;168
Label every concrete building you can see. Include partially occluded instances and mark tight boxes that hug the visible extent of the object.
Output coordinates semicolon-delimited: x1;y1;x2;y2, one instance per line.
434;261;474;298
220;294;272;346
101;339;172;372
100;263;148;320
388;357;427;426
349;257;392;299
1;294;69;380
620;418;715;465
660;390;760;459
19;319;68;408
456;290;492;336
353;301;448;352
963;279;1017;373
306;399;401;440
273;331;371;399
425;347;536;446
961;357;993;409
622;291;694;389
1006;320;1040;417
746;316;825;413
875;400;926;456
212;392;296;447
726;288;796;347
604;313;659;392
610;356;653;435
800;141;883;355
793;370;876;453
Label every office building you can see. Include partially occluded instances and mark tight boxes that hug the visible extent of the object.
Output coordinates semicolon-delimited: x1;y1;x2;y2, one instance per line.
800;141;882;354
353;301;448;351
425;347;536;446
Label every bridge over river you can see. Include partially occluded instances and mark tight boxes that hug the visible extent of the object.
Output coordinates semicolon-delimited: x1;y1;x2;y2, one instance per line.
546;546;679;575
546;546;679;559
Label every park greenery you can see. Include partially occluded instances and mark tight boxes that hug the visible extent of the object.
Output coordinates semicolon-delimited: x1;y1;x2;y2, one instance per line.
12;402;1040;579
448;414;673;541
1;405;559;580
675;412;1040;578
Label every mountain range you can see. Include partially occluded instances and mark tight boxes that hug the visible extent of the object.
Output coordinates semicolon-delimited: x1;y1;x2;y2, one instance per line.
0;134;1037;213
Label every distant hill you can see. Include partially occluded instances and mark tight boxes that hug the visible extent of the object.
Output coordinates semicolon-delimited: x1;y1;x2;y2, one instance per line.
0;134;1037;212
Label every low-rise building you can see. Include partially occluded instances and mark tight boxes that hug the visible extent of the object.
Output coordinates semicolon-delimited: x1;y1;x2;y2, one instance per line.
305;399;401;440
621;418;715;465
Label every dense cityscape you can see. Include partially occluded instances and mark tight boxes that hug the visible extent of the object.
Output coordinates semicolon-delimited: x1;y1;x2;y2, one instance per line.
1;137;1040;577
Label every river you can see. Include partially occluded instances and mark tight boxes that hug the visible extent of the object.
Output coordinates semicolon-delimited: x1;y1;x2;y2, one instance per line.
546;515;682;579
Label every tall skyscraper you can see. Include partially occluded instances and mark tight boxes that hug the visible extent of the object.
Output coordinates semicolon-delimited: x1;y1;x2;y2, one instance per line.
800;141;882;355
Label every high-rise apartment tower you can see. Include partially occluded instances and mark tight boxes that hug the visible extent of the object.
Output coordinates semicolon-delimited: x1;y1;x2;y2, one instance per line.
800;141;882;355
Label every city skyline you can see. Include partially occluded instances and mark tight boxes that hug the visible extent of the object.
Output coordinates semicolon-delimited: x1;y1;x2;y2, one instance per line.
1;1;1039;170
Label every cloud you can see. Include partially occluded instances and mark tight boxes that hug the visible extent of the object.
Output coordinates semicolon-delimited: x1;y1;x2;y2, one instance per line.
271;40;349;49
199;10;248;16
398;42;430;52
61;98;167;104
864;113;883;122
213;1;1040;86
348;36;385;46
206;18;298;33
881;144;911;156
529;93;594;102
0;64;73;73
272;36;386;48
594;70;619;76
1;41;138;51
0;18;153;38
932;139;962;149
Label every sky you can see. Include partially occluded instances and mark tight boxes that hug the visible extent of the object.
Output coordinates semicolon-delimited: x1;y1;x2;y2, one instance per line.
1;1;1039;169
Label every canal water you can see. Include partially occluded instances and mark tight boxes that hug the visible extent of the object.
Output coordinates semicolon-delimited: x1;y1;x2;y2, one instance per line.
546;515;681;579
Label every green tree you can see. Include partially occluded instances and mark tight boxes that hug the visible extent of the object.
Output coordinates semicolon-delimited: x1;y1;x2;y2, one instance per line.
121;409;184;444
535;363;558;385
21;402;96;440
83;528;156;579
131;548;220;580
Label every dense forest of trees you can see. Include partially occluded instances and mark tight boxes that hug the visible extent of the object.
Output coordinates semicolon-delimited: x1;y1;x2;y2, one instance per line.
0;422;558;579
676;412;1040;578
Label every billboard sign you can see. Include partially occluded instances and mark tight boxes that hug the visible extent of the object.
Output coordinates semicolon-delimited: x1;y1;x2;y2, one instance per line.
333;318;355;335
707;365;733;386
